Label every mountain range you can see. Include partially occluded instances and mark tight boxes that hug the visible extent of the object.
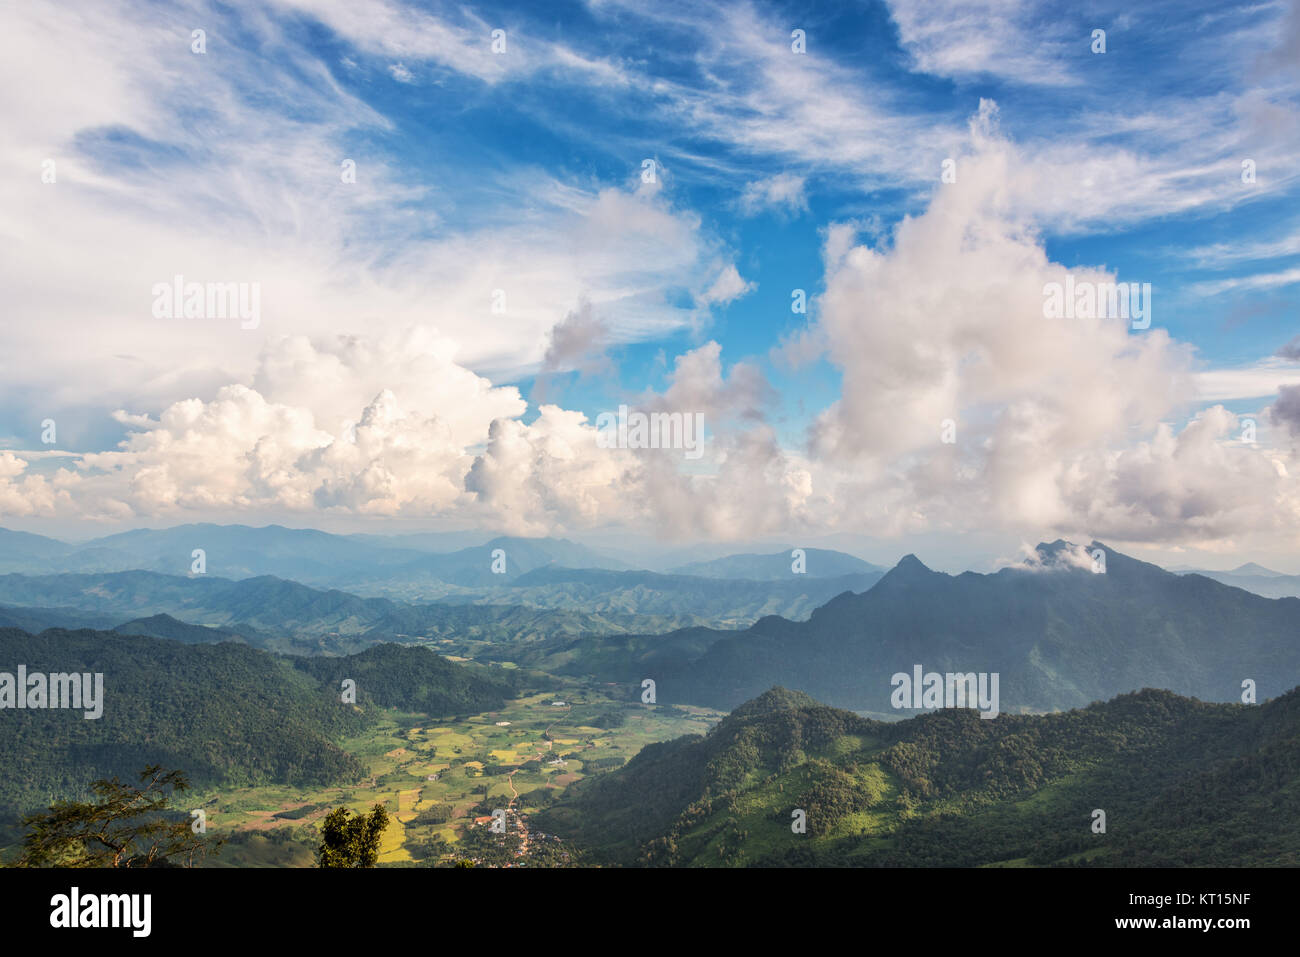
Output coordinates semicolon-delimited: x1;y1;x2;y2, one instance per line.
0;526;882;630
1174;564;1300;600
538;685;1300;867
642;541;1300;713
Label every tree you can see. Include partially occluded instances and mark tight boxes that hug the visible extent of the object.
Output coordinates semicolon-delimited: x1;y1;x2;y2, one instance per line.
16;765;221;868
316;803;390;867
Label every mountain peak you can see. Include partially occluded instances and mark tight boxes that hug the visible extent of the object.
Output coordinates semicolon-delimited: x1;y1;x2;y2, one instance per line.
1232;562;1283;578
892;553;932;576
730;687;821;720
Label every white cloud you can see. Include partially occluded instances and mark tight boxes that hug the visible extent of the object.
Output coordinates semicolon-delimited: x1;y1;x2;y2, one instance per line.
696;265;755;308
884;0;1077;86
1191;267;1300;296
0;0;734;426
1193;359;1300;401
739;173;808;215
795;111;1300;548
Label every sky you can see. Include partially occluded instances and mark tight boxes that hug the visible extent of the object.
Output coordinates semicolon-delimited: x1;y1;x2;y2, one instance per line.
1;0;1298;571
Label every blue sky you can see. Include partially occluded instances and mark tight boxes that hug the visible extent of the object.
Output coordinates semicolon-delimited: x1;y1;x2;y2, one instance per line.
1;0;1298;569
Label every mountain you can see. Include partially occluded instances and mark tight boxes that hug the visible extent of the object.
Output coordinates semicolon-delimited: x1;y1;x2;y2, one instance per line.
0;627;515;823
1231;562;1287;578
641;542;1300;712
0;524;878;627
0;524;630;591
669;547;884;580
537;685;1300;867
112;613;251;645
1176;567;1300;600
0;570;396;641
0;569;684;656
495;566;884;628
51;523;431;581
292;643;516;717
338;535;633;593
0;604;118;633
0;627;367;822
342;529;491;553
0;528;73;561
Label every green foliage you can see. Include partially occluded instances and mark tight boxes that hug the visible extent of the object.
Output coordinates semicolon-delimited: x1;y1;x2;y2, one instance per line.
0;627;368;821
315;803;389;868
411;805;453;825
16;765;222;868
0;627;522;822
542;685;1300;868
293;643;515;717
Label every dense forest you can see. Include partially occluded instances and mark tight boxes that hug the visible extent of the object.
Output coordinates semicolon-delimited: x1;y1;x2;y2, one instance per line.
538;685;1300;867
0;627;517;832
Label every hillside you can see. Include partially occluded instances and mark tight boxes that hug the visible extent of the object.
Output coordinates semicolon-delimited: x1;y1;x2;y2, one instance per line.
0;627;368;824
648;542;1300;712
0;627;517;825
292;643;516;717
669;548;884;580
538;685;1300;867
112;613;251;644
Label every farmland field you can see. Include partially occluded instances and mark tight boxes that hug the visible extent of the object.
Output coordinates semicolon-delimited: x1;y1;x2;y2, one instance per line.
191;678;721;867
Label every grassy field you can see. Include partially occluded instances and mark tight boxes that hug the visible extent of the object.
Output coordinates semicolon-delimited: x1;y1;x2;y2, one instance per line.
192;677;721;867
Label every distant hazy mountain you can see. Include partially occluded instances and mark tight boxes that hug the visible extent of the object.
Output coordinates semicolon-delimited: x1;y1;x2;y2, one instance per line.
0;525;881;626
0;570;687;656
0;569;394;633
1176;566;1300;600
1230;562;1288;578
668;547;885;580
344;535;633;592
0;604;118;633
0;523;427;580
342;529;492;553
0;527;74;561
539;685;1300;867
643;542;1300;712
0;524;631;588
496;566;883;629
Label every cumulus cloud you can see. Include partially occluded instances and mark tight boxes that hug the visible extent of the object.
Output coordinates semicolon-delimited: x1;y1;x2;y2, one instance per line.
540;301;613;377
0;328;524;520
4;100;1296;554
464;342;805;538
651;341;773;423
796;107;1298;547
1272;384;1300;438
696;265;755;309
